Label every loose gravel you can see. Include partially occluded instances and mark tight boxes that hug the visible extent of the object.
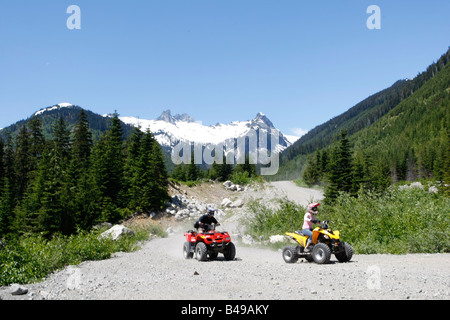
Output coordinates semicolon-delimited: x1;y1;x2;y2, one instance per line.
1;181;448;300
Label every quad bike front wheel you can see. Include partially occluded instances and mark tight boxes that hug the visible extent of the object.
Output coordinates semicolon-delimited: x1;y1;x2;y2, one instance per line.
312;243;331;264
335;242;353;263
195;242;208;261
223;242;236;261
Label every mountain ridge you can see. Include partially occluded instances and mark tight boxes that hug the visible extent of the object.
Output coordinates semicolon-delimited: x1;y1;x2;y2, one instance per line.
118;109;296;154
272;47;450;182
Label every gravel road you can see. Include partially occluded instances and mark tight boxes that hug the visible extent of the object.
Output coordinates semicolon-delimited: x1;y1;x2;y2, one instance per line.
1;181;449;301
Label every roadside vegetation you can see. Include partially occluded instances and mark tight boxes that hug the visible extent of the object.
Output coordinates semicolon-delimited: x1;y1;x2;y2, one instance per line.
0;222;166;287
244;185;449;255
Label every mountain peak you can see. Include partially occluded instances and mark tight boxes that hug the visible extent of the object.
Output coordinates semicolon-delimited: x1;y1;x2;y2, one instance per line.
252;112;275;129
156;109;195;124
34;103;74;116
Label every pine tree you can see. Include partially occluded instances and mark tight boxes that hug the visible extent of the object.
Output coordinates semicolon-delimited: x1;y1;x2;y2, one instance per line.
325;131;353;202
35;147;65;235
149;130;169;208
171;164;188;182
209;156;233;182
69;110;98;230
53;116;71;163
186;152;200;181
70;109;93;176
91;113;124;205
103;112;125;204
0;139;4;192
128;129;169;212
0;177;13;235
14;126;33;199
28;117;45;163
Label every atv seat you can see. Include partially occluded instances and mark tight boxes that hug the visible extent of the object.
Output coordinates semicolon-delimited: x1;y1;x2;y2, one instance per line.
295;230;305;236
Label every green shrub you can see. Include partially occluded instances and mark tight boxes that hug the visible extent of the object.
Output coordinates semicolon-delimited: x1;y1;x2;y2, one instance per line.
0;228;144;286
244;186;450;254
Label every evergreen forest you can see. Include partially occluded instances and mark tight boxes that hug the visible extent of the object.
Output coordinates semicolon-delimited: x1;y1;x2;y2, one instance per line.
0;110;169;238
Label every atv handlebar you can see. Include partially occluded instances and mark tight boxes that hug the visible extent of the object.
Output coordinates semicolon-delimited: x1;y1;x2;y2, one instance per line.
320;220;330;229
200;223;220;231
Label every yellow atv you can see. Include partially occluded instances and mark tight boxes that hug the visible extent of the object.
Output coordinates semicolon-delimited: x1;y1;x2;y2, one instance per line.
283;220;353;264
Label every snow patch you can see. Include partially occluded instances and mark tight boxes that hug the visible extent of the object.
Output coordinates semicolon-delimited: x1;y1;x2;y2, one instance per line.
34;103;73;116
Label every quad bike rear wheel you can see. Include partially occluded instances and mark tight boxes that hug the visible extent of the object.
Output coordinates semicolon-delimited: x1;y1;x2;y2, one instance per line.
282;246;299;263
312;243;331;264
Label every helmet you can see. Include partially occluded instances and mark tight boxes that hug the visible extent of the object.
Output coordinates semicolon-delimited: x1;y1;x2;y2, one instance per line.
307;203;320;215
207;208;216;216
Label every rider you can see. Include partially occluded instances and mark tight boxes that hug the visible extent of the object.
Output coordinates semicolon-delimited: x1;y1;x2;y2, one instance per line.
194;207;220;232
302;203;321;252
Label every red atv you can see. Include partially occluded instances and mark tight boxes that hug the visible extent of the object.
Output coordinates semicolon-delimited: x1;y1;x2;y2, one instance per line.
183;224;236;261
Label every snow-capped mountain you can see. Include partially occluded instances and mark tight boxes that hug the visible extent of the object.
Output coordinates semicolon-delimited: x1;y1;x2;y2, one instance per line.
34;103;75;116
119;110;296;154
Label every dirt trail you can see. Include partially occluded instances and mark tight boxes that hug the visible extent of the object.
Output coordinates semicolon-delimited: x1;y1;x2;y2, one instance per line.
1;181;449;301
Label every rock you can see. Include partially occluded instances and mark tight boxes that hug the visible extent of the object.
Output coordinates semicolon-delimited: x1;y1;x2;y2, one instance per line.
242;234;255;245
10;284;28;296
223;181;233;188
410;182;424;189
231;199;244;208
270;235;285;244
428;186;438;194
221;198;233;207
100;225;135;241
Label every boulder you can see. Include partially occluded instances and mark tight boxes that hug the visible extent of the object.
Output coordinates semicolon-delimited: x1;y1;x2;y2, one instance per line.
223;181;233;188
10;284;28;296
270;235;286;244
100;225;135;241
231;199;244;208
221;198;233;207
241;234;255;245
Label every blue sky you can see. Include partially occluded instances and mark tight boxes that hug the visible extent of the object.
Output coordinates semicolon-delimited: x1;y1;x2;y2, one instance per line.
1;1;449;137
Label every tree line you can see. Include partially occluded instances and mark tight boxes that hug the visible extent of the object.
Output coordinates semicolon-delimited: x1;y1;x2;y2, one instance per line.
304;127;449;203
0;110;169;238
171;154;258;186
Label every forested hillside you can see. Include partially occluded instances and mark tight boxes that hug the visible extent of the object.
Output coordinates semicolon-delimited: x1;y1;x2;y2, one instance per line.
300;51;450;201
0;110;169;237
273;48;450;183
0;105;136;142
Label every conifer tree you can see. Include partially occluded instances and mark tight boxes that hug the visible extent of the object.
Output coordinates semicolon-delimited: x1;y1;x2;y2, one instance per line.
128;129;169;212
186;152;200;181
0;139;4;192
28;117;45;163
69;110;98;230
14;126;33;200
324;131;353;202
53;116;71;163
70;109;93;176
0;177;13;235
